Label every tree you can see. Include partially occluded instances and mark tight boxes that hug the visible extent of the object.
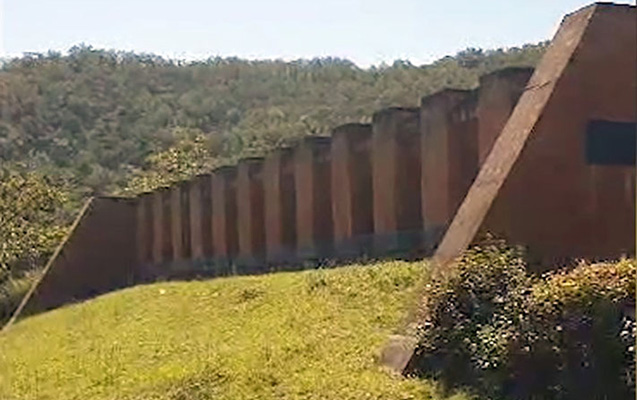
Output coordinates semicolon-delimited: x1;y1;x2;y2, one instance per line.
121;128;219;195
0;166;69;282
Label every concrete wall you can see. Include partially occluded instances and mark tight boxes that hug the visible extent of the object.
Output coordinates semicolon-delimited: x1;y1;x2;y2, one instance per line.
12;4;634;321
372;108;422;256
477;68;533;166
263;148;297;266
482;4;636;266
188;175;212;263
170;182;192;266
295;136;333;260
448;94;479;226
14;197;137;316
212;166;239;273
136;192;154;269
331;123;374;259
421;90;477;249
236;158;266;271
436;3;636;268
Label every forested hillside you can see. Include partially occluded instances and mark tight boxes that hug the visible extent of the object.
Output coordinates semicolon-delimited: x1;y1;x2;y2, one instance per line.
1;44;546;192
0;43;546;303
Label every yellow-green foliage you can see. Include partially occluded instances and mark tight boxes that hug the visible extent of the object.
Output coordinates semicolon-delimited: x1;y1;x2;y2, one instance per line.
0;167;69;277
531;259;636;309
120;128;222;196
0;261;468;400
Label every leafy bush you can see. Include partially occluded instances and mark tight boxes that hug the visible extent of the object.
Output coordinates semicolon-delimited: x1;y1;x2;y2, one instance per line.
412;240;636;400
412;239;530;397
512;259;636;400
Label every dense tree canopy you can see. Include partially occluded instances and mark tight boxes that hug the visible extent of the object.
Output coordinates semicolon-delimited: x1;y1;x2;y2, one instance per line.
0;43;546;195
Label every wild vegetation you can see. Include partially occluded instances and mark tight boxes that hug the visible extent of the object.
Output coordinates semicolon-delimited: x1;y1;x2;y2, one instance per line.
412;239;636;400
0;261;468;400
0;44;546;196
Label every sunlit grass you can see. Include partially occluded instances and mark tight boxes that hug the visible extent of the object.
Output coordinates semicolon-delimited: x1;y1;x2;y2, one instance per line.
0;261;469;400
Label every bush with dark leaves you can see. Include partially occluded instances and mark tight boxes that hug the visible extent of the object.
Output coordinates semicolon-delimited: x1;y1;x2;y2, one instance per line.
412;239;635;400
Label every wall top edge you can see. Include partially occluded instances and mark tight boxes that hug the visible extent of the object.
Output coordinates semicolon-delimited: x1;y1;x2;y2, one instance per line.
421;88;475;107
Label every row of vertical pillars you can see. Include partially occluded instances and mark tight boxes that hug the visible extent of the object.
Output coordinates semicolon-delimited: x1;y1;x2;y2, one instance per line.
136;67;533;274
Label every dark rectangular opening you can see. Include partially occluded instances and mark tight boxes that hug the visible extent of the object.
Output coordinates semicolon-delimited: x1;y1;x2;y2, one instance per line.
585;120;636;165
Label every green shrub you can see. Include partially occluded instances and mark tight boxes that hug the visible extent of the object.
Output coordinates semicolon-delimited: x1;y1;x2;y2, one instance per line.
511;259;636;399
412;242;636;400
412;239;530;397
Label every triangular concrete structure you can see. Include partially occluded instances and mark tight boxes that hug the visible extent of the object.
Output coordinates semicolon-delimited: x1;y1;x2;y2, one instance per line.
435;3;636;268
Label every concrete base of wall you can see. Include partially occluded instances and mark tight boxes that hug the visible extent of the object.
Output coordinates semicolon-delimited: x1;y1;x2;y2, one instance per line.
379;335;418;375
333;234;375;261
265;247;298;268
421;225;448;255
297;244;334;262
235;255;267;275
373;231;424;259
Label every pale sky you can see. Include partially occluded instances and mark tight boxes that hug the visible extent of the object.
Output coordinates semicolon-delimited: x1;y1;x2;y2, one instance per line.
2;0;635;67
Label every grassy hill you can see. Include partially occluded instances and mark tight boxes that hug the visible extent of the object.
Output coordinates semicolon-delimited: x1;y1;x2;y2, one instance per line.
0;261;469;400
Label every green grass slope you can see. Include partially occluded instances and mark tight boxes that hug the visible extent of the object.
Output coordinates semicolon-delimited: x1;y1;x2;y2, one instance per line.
0;261;468;400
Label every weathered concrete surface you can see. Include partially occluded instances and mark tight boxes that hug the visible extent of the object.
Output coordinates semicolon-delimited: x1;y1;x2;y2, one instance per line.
149;187;175;270
372;108;422;256
435;3;636;269
212;166;239;273
447;93;479;233
166;182;193;273
331;123;374;259
7;197;137;326
169;183;188;264
379;335;418;374
263;148;297;266
294;136;334;260
236;158;266;271
188;177;203;261
189;174;214;263
420;90;476;251
136;192;154;267
477;67;534;166
151;189;166;265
